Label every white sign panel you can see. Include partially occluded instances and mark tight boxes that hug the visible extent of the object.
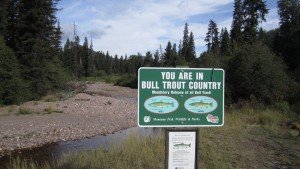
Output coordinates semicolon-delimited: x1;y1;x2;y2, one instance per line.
168;131;197;169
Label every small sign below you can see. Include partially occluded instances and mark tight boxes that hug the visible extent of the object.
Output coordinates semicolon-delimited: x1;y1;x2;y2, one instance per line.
166;130;198;169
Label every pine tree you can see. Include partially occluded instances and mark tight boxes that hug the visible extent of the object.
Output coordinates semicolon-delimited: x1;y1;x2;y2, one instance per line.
119;56;125;72
153;50;160;67
277;0;300;71
176;39;186;65
0;0;10;37
182;22;189;61
62;38;73;70
171;43;177;67
52;20;63;69
205;20;219;53
158;44;164;64
172;43;177;55
94;52;103;71
127;54;143;75
0;36;27;104
212;25;219;53
231;0;243;45
220;28;224;39
164;41;173;66
144;51;153;66
125;55;135;74
6;0;20;50
105;51;112;74
73;35;84;77
53;20;62;54
205;24;212;52
87;37;95;76
11;0;65;97
82;37;89;76
242;0;268;42
220;28;230;56
187;32;196;62
278;0;300;37
113;55;119;73
178;39;182;56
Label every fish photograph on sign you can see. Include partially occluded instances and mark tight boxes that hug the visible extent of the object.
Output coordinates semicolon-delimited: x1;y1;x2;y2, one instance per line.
144;96;179;114
184;96;218;114
173;142;191;148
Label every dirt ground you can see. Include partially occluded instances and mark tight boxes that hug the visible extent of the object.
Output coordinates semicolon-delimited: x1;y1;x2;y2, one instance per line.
0;82;137;157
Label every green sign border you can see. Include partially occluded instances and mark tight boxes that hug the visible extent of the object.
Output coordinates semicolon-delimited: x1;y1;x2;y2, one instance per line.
138;67;225;127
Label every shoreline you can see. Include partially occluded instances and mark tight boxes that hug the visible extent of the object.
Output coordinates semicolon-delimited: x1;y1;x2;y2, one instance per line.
0;125;137;159
0;82;137;157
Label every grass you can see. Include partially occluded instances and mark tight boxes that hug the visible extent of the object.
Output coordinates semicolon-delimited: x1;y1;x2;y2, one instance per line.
42;92;67;102
5;106;300;169
44;107;63;114
2;106;64;116
8;157;51;169
17;107;35;115
56;135;164;169
42;95;60;102
15;107;63;116
198;105;300;169
0;105;18;116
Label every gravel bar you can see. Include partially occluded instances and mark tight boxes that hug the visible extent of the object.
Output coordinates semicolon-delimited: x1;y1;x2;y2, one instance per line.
0;82;137;157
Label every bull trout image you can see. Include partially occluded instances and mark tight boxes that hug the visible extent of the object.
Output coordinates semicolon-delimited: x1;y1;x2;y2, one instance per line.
149;101;174;108
189;101;213;107
174;142;191;148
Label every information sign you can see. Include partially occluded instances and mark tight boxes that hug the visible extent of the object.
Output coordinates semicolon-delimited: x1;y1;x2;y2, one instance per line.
138;67;224;127
166;130;198;169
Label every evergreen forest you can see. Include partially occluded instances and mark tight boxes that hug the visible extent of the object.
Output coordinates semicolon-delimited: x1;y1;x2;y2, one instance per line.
0;0;299;113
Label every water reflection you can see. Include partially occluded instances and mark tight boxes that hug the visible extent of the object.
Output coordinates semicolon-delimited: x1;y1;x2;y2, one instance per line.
0;127;163;167
52;127;163;157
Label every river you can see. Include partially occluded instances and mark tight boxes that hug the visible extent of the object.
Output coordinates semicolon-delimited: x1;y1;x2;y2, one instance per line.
0;127;163;168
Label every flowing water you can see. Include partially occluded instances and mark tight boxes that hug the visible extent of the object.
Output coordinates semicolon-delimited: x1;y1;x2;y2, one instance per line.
0;127;163;167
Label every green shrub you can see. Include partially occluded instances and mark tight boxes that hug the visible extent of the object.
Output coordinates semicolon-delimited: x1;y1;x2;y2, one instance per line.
103;74;122;83
228;42;289;104
115;74;137;88
198;52;226;68
288;81;300;114
273;101;290;113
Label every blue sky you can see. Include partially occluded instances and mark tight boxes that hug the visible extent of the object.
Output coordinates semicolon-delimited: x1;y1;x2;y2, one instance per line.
57;0;279;56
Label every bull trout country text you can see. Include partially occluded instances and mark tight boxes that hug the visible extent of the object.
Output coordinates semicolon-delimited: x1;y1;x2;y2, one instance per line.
141;72;222;92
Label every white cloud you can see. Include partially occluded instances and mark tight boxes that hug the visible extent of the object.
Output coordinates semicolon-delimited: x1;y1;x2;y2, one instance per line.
58;0;279;56
261;8;279;30
61;23;74;41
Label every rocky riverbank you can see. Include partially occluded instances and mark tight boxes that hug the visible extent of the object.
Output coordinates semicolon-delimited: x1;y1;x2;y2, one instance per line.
0;82;137;157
